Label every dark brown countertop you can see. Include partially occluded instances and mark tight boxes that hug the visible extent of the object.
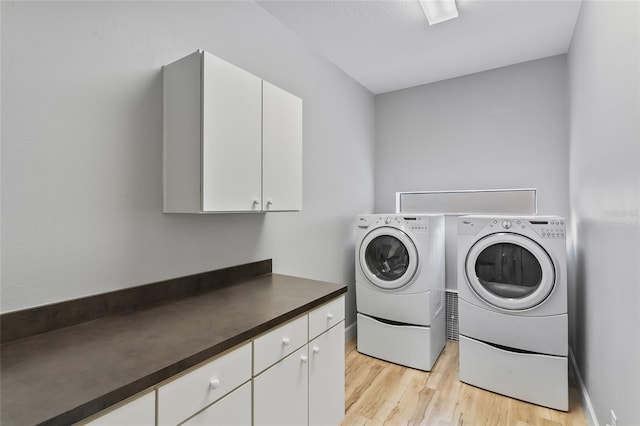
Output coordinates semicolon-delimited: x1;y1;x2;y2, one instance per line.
0;273;347;425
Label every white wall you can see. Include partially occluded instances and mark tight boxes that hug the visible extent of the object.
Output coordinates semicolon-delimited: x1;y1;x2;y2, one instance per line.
375;55;569;291
0;1;376;329
568;1;640;424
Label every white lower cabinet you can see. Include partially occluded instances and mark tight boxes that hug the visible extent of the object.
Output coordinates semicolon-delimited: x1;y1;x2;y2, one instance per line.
85;296;345;426
309;321;345;426
253;295;346;426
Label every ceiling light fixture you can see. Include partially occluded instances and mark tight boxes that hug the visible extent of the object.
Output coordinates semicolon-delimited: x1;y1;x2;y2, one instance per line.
419;0;459;25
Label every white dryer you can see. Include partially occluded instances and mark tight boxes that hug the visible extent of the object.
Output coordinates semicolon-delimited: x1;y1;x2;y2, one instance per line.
457;215;568;411
356;214;445;371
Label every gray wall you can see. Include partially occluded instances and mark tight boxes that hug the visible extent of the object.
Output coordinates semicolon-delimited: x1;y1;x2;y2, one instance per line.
568;1;640;425
375;56;569;291
1;1;376;331
374;55;569;216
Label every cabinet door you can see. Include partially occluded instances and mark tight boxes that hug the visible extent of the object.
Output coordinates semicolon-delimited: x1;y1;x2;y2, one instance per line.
254;345;309;426
84;391;155;426
182;381;251;426
202;52;262;212
262;81;302;212
309;322;345;426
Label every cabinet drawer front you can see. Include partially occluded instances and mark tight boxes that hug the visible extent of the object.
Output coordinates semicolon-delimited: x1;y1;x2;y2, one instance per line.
157;343;251;426
253;315;307;375
309;296;345;340
85;390;155;426
182;381;252;426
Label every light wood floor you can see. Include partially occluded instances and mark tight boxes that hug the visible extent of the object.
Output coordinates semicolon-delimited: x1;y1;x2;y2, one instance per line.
343;339;588;426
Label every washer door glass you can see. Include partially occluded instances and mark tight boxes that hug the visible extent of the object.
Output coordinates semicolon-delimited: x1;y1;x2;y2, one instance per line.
465;233;555;310
360;227;418;290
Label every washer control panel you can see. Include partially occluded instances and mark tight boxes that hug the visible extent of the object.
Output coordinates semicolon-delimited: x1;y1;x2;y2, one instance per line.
357;215;429;231
404;216;429;231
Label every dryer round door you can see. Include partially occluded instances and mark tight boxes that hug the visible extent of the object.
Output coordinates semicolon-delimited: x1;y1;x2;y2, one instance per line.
359;227;418;290
465;233;556;310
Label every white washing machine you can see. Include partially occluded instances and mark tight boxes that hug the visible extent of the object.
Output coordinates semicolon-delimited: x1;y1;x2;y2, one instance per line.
356;214;445;371
457;215;568;411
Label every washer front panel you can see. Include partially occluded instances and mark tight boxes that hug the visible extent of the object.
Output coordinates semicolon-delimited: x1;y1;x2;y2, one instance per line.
359;227;418;290
465;233;556;310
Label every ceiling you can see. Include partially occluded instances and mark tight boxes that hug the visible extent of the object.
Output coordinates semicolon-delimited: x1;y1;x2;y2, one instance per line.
257;0;583;94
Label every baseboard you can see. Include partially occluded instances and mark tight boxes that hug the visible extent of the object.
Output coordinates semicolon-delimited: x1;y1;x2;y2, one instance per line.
345;321;357;342
569;347;599;426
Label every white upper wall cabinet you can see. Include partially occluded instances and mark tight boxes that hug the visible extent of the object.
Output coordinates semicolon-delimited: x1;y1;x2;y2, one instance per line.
163;50;302;213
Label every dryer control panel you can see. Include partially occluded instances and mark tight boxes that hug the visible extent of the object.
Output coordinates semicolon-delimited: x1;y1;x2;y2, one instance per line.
458;215;566;240
491;218;565;239
528;219;566;239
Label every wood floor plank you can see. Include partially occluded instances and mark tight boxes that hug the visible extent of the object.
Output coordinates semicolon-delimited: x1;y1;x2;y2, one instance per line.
385;375;432;425
343;339;588;426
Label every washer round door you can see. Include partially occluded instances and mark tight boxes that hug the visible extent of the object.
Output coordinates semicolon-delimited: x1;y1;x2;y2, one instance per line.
359;227;418;290
465;233;556;310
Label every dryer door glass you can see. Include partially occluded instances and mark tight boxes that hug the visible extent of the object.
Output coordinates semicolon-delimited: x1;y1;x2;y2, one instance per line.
465;233;555;310
365;235;410;281
474;243;542;299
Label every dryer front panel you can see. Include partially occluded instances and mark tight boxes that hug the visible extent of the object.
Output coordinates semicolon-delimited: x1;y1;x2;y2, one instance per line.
465;233;556;310
359;227;418;290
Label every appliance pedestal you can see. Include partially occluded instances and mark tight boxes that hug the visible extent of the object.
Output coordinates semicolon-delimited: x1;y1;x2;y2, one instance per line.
356;311;445;371
459;335;568;411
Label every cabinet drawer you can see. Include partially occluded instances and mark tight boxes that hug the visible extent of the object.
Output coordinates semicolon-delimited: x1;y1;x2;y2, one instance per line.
309;296;345;340
83;390;155;426
182;381;252;426
253;315;307;375
157;343;251;426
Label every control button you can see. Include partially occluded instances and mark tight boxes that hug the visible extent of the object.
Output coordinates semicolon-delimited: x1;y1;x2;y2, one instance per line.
502;220;512;229
516;220;521;225
385;217;391;224
493;220;498;224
